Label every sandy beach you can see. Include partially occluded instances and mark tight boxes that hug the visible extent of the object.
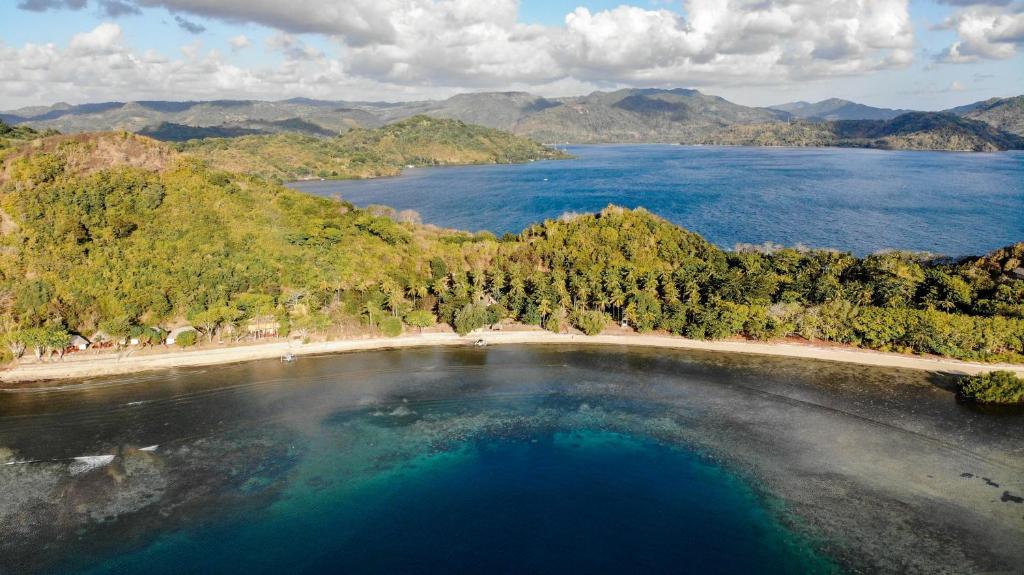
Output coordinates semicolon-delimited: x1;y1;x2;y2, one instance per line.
3;330;1023;384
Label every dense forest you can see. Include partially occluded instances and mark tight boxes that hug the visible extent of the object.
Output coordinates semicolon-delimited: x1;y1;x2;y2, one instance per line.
0;128;1022;365
175;115;568;181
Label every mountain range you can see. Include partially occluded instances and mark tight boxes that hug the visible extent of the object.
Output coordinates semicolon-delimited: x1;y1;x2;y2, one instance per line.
2;89;1022;150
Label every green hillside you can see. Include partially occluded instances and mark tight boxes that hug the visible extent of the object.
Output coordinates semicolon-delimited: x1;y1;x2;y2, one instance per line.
0;119;55;160
177;115;569;180
954;96;1024;137
1;131;1022;364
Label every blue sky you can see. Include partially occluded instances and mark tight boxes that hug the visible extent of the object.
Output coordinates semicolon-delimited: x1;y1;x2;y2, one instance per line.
1;0;1021;110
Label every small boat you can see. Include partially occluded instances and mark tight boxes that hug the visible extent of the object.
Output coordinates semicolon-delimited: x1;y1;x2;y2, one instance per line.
474;339;488;348
281;352;297;363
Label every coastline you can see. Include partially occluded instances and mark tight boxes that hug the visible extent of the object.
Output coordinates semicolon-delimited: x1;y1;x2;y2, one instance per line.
3;330;1023;385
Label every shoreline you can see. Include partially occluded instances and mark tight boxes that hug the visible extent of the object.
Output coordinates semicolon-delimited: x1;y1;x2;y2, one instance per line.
3;331;1023;385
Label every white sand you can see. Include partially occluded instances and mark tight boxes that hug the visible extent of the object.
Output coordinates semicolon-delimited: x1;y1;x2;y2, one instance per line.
2;331;1022;384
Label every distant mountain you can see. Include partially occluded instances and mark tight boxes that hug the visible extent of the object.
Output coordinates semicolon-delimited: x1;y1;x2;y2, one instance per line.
514;88;790;143
0;88;788;144
343;88;790;143
947;96;1024;137
138;118;338;141
701;112;1024;152
4;90;1022;148
1;100;382;135
395;91;561;132
769;98;907;121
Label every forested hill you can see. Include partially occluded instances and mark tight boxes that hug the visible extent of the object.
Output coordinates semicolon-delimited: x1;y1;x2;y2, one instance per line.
769;99;908;121
950;96;1024;138
0;132;1021;365
700;112;1024;152
176;115;569;180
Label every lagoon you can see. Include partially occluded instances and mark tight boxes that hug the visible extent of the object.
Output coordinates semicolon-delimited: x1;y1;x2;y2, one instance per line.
291;145;1024;256
2;346;1022;574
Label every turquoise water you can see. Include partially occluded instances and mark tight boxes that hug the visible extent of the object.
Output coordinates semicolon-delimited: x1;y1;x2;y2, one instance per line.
291;145;1024;256
4;346;1022;573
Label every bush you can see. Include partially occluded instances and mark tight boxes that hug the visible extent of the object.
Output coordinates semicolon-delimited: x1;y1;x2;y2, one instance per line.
485;304;507;325
404;310;435;333
544;308;566;333
571;309;608;336
958;371;1024;404
454;302;489;335
380;317;403;337
174;330;198;348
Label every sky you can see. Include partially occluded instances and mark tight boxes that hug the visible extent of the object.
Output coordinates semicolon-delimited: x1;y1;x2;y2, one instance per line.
0;0;1021;111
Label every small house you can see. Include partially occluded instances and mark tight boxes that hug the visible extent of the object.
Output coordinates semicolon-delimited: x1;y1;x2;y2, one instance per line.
68;335;90;351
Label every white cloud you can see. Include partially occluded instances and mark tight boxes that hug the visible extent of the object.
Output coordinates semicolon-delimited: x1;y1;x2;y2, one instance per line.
0;23;358;107
554;0;914;86
229;35;250;51
2;1;924;107
68;22;123;54
135;0;400;45
936;2;1024;62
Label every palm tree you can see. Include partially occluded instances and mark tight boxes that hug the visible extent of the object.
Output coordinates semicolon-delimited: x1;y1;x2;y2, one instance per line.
360;300;382;330
380;280;405;317
537;297;553;324
610;288;626;322
406;279;428;306
430;276;450;298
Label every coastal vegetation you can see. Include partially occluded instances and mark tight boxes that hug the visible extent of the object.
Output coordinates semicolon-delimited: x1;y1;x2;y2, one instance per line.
175;115;568;180
0;128;1022;367
958;371;1024;404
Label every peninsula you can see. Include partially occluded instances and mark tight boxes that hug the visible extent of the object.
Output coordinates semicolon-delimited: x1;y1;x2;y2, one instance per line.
1;123;1021;385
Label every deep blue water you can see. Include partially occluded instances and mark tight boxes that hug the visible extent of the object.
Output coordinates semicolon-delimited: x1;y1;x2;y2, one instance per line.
291;145;1024;256
77;430;831;575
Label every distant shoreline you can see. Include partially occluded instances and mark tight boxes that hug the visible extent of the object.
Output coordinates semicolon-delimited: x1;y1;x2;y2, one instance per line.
3;330;1022;386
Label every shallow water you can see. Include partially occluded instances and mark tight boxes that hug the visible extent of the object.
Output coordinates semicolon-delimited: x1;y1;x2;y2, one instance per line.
1;346;1022;574
290;145;1024;256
